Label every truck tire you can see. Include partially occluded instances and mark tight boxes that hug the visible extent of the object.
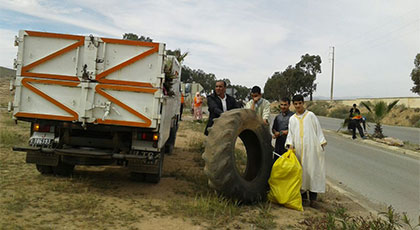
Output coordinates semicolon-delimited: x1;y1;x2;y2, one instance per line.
202;109;273;203
36;164;53;174
165;124;178;155
145;151;164;183
53;161;75;177
130;151;164;183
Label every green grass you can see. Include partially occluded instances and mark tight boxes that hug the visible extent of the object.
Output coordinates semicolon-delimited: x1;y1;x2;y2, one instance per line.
48;193;103;215
0;129;28;147
181;118;208;133
168;193;242;228
2;191;31;213
249;202;277;230
187;138;205;152
302;206;420;230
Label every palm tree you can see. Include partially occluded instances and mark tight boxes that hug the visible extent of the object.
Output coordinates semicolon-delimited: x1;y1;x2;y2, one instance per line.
361;100;399;138
166;49;189;63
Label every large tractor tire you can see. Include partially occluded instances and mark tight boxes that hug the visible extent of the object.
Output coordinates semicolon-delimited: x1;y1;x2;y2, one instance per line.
202;109;273;203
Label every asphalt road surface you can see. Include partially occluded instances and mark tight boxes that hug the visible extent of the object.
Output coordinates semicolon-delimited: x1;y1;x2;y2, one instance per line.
269;113;419;221
325;131;420;222
318;116;420;145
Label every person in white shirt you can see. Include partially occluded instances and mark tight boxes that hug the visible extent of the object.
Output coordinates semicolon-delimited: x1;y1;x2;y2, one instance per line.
285;94;327;208
245;86;271;125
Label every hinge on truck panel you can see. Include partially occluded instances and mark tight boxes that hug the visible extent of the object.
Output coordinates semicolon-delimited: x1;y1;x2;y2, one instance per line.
13;59;18;69
14;36;19;46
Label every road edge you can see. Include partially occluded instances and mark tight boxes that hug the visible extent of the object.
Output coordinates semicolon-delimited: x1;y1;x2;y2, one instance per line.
323;129;420;160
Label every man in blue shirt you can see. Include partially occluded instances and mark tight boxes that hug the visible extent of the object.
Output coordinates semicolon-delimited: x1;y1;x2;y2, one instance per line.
272;97;294;160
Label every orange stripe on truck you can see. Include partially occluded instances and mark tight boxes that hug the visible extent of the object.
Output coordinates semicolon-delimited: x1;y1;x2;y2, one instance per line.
96;44;159;83
94;84;157;127
22;31;84;82
15;78;79;121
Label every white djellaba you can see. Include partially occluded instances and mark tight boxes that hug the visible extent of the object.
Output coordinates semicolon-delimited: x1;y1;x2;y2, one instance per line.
285;110;327;193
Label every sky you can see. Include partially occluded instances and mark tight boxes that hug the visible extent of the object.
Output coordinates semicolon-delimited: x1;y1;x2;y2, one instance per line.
0;0;419;99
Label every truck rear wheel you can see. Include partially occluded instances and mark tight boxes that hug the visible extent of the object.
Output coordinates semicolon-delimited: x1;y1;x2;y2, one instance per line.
202;109;273;203
165;123;178;155
52;161;75;177
130;151;164;183
36;164;53;174
145;152;164;183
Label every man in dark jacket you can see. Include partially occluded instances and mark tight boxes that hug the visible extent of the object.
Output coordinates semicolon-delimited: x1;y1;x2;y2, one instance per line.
204;80;239;136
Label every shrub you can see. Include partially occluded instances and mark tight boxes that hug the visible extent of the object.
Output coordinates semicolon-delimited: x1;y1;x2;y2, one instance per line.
409;114;420;126
307;101;329;116
328;107;349;119
395;104;408;112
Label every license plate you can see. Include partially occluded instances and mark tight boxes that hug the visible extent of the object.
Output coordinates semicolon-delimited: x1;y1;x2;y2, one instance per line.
30;138;52;146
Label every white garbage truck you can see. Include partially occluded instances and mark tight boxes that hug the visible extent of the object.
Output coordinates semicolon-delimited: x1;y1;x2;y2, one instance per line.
10;30;181;183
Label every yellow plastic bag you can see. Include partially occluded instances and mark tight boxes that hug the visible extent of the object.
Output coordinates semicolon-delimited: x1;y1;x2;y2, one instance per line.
267;149;303;211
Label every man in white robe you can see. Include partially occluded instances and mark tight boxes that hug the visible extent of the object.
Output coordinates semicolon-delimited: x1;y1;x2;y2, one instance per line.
285;94;327;208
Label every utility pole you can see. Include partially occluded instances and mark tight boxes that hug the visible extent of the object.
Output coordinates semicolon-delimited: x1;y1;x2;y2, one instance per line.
330;46;335;101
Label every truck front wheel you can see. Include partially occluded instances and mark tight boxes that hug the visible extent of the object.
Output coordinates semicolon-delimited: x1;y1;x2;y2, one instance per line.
202;109;273;203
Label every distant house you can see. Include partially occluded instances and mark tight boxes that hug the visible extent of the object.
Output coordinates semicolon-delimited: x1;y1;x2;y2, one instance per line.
0;66;16;78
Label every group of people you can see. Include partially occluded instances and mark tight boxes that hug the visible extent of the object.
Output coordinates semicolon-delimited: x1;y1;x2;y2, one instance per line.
200;80;327;208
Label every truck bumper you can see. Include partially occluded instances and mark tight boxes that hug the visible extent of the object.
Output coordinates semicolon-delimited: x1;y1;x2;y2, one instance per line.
12;146;160;173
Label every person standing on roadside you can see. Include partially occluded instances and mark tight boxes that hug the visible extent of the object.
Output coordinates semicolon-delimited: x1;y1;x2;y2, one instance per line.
204;80;239;136
179;92;185;121
349;103;360;118
272;97;294;160
285;94;327;208
193;92;203;121
349;104;366;139
245;86;271;125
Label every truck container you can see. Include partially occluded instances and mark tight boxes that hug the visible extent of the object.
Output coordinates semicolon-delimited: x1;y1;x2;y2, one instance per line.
11;30;181;182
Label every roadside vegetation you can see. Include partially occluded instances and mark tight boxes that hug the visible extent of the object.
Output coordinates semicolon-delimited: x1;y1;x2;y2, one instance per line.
303;206;420;230
272;101;420;128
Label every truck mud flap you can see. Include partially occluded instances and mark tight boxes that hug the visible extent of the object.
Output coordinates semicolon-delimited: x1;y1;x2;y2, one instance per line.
128;159;159;173
128;152;161;174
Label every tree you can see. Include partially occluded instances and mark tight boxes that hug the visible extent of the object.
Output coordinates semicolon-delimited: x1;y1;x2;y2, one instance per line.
231;84;250;100
361;100;399;138
190;69;217;94
181;65;193;83
263;66;306;101
122;33;153;42
263;54;322;102
295;54;322;101
410;53;420;95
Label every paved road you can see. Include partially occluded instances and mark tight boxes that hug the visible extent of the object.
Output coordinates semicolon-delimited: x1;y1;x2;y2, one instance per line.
269;113;419;220
318;116;420;145
325;131;420;221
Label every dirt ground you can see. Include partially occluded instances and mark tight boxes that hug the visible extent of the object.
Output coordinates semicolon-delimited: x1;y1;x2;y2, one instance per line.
0;76;371;229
